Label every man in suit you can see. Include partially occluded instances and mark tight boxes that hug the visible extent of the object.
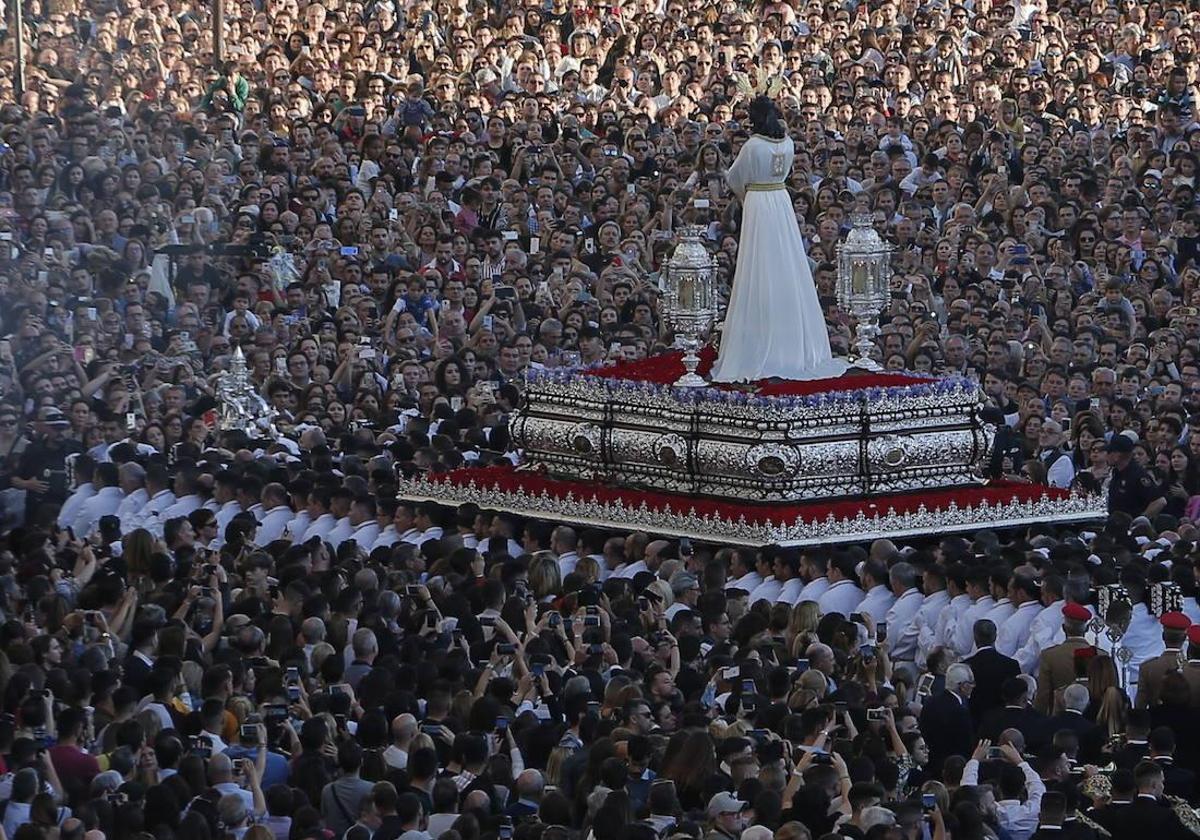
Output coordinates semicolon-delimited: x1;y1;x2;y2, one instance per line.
1030;790;1099;840
979;677;1049;745
1112;710;1154;770
1035;602;1093;713
1097;760;1193;840
122;619;160;696
1046;684;1103;763
966;619;1020;722
919;662;975;778
1150;727;1197;804
1136;611;1190;709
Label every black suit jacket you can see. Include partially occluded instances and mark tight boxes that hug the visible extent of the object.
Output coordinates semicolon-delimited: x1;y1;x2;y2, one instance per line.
1031;823;1097;840
1156;758;1198;804
966;647;1021;722
978;704;1049;745
919;690;973;777
1044;710;1104;763
121;652;152;695
1094;796;1191;840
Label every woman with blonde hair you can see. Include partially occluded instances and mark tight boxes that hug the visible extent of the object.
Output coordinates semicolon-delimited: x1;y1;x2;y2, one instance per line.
1086;654;1129;739
528;552;563;602
574;555;601;585
788;601;821;658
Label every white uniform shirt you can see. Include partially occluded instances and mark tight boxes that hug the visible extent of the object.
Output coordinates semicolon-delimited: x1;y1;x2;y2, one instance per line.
817;579;865;618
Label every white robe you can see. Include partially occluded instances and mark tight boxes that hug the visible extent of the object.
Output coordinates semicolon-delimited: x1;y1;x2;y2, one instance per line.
710;134;847;382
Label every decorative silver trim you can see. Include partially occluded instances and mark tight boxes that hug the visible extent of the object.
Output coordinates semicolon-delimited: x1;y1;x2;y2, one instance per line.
395;470;1107;547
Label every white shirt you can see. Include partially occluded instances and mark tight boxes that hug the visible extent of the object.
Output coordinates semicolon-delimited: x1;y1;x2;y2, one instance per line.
996;600;1042;658
817;579;865;618
983;598;1016;635
115;487;149;532
214;499;244;542
285;510;311;541
256;505;294;545
1015;600;1072;674
1183;595;1200;626
382;744;408;770
858;585;896;628
726;571;763;593
797;576;831;604
950;592;988;657
935;593;973;654
961;758;1044;840
372;524;400;552
558;551;580;578
915;590;951;667
301;513;337;543
778;577;805;605
957;595;996;655
157;493;202;526
350;520;380;550
131;488;176;531
479;536;523;557
326;516;354;549
1098;603;1164;694
615;559;649;579
886;588;924;661
57;482;95;531
748;575;783;604
73;486;124;538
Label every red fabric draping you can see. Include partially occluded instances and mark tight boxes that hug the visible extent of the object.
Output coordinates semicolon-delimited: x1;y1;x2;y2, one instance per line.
585;347;935;397
421;465;1070;526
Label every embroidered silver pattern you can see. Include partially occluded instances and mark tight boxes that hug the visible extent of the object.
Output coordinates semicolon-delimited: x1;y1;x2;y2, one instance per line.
770;152;787;177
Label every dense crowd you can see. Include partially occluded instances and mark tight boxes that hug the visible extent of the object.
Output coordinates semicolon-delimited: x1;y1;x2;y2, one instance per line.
7;0;1200;838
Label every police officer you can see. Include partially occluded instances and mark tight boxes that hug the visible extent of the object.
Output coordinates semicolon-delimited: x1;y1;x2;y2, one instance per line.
14;407;83;526
1106;435;1166;518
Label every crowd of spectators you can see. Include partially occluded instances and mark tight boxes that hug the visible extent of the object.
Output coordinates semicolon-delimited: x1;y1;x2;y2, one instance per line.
8;0;1200;838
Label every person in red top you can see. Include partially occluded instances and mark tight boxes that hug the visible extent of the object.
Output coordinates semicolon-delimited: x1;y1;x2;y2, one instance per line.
48;708;99;799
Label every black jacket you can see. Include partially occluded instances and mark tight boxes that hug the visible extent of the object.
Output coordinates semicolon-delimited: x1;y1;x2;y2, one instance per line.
919;690;973;776
965;646;1021;722
978;704;1048;745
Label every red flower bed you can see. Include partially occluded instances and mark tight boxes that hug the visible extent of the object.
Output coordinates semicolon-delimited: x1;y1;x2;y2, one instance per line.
424;464;1070;527
585;347;936;397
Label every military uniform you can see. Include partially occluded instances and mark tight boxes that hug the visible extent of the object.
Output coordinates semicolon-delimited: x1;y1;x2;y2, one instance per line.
1036;636;1092;713
1135;612;1192;709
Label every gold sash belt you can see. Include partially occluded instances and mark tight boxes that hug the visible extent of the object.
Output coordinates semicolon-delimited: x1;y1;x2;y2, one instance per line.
746;183;786;192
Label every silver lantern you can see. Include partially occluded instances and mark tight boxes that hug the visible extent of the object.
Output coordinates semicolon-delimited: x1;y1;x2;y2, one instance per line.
661;224;718;387
836;213;893;371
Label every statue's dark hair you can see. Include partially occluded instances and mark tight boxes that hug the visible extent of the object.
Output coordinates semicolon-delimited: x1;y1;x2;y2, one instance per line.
749;96;785;139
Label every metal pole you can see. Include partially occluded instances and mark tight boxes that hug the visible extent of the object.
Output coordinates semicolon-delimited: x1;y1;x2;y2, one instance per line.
213;0;224;65
13;0;26;98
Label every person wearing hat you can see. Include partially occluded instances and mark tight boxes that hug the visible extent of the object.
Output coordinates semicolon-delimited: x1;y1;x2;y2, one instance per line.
1035;602;1094;714
704;792;749;840
1135;612;1192;709
1107;433;1166;518
13;406;83;524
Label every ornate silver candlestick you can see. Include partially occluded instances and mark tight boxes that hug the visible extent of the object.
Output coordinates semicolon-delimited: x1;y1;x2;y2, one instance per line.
662;225;718;388
836;214;893;371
